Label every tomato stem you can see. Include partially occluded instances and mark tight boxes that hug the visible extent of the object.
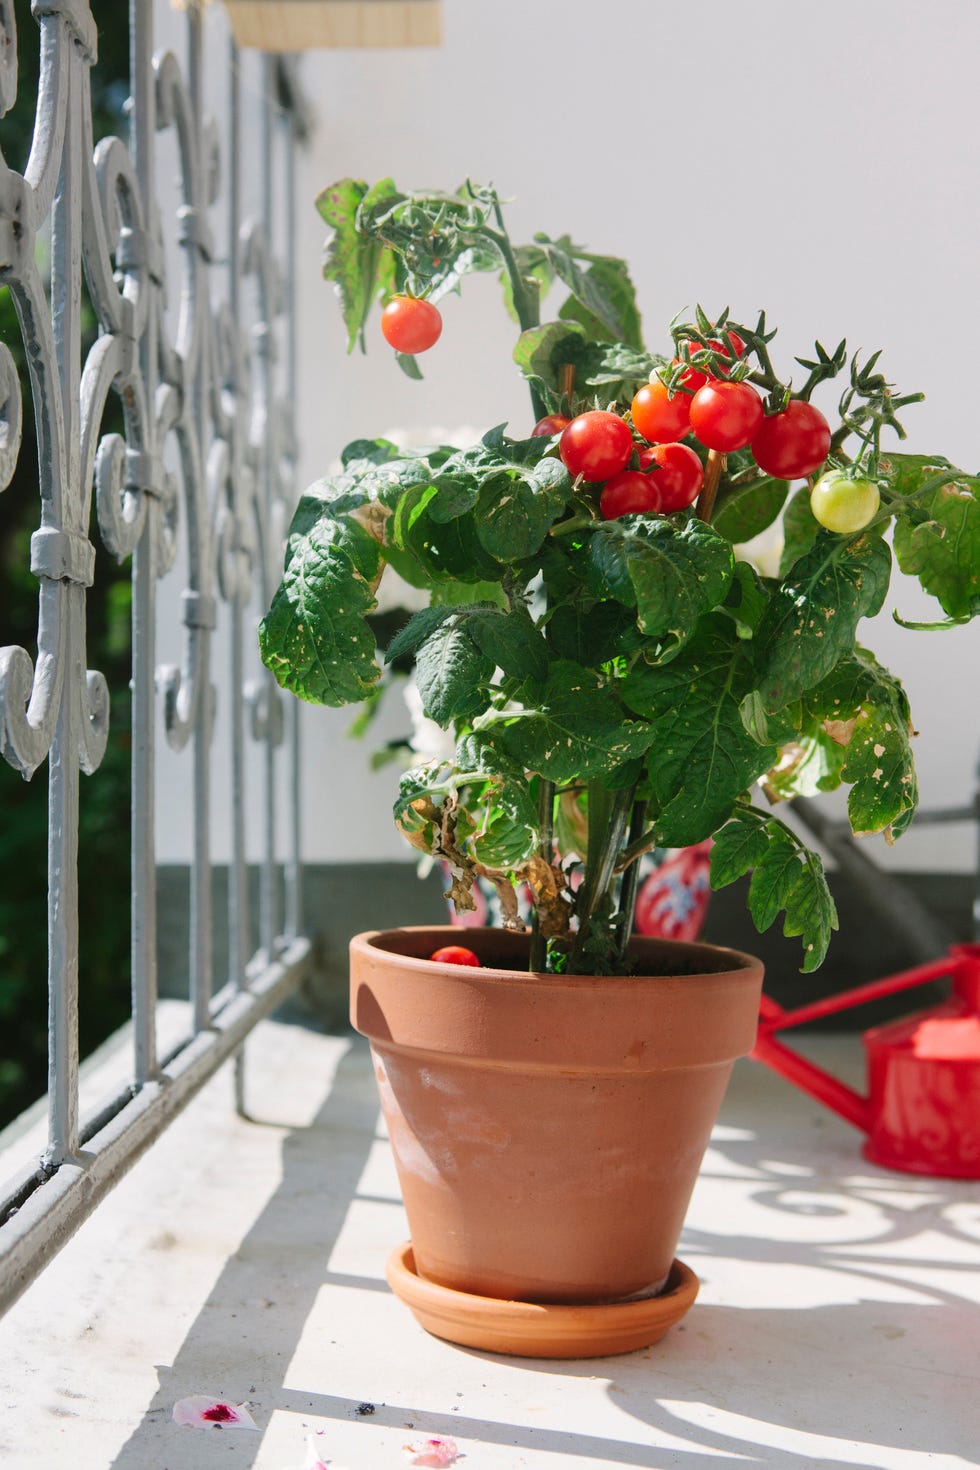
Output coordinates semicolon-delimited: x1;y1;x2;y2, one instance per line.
696;450;726;522
529;778;555;973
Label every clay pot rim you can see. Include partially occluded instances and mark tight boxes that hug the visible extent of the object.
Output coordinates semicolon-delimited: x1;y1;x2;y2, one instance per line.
352;924;762;988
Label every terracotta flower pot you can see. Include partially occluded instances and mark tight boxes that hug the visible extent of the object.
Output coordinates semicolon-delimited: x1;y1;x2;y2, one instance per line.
350;926;763;1356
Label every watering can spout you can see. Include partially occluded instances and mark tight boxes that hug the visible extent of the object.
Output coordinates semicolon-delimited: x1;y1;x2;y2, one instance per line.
752;946;980;1179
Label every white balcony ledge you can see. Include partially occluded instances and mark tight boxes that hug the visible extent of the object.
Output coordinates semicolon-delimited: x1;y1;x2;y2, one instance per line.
0;1015;975;1470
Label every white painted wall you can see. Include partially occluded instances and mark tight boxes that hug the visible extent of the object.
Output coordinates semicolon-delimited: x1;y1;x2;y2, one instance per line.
156;0;980;873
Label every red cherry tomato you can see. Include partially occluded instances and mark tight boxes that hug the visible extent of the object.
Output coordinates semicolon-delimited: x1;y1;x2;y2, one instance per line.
675;330;746;391
559;411;633;482
631;380;691;444
689;380;764;452
599;470;662;519
637;443;705;511
750;400;832;480
531;414;572;438
429;945;482;967
380;296;443;354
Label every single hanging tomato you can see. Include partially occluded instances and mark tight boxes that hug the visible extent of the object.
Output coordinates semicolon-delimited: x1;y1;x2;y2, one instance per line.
559;411;633;481
429;945;482;967
599;470;662;519
751;400;831;479
675;329;746;391
689;380;763;452
637;443;705;511
531;414;572;438
380;296;443;354
809;471;880;533
631;380;691;443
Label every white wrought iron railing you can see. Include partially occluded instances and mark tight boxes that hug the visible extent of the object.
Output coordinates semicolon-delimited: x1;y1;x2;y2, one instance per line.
0;0;311;1313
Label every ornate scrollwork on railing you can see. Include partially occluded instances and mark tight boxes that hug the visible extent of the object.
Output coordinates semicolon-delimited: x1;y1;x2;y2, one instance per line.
0;0;305;1164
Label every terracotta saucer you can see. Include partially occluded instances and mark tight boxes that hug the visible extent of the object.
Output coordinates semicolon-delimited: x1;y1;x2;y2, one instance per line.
385;1242;699;1359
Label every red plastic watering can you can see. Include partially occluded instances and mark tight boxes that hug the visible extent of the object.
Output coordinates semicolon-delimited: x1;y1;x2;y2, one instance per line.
752;943;980;1178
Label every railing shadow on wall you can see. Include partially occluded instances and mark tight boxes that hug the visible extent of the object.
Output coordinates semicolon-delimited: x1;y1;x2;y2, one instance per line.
0;0;312;1315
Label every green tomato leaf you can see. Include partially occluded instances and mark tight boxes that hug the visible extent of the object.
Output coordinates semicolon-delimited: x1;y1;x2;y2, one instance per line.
384;604;459;664
883;454;980;619
587;516;734;657
803;649;919;839
512;320;587;399
354;181;504;301
467;609;550;681
259;516;381;706
414;617;495;725
317;177;396;352
711;811;838;971
396;350;423;380
535;235;642;346
780;849;838;972
497;661;654;784
709;811;772;889
580;341;662;400
722;561;771;639
545;600;636;665
476;472;568;560
622;616;777;847
753;532;893;712
713;475;789;544
778;486;822;574
467;779;540;869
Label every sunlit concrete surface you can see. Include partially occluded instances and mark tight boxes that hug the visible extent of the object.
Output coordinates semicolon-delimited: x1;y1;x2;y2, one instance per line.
0;1015;976;1469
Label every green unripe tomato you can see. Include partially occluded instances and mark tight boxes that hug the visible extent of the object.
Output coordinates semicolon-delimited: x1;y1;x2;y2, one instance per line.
809;471;880;533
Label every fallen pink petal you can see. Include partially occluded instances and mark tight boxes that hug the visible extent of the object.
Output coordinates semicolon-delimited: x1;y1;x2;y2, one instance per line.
300;1434;331;1470
281;1434;353;1470
172;1394;258;1430
404;1435;460;1467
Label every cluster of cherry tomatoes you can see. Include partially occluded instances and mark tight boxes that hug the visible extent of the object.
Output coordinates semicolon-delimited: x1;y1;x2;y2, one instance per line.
378;301;880;534
533;330;840;523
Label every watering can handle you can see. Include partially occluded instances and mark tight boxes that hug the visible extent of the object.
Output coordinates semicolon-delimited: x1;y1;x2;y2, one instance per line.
751;949;967;1133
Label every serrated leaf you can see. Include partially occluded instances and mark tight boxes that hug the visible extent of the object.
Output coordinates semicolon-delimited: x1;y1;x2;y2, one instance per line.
476;473;567;560
710;814;772;888
713;812;838;969
588;517;734;656
622;616;776;846
259;518;381;706
883;455;980;619
781;851;838;972
384;604;457;664
804;650;918;837
754;533;893;712
414;618;495;725
747;827;804;933
536;237;642;346
713;475;789;544
497;661;654;784
467;609;550;680
317;177;396;351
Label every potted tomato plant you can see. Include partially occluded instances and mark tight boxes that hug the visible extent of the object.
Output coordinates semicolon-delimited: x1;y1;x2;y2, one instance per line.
260;180;979;1357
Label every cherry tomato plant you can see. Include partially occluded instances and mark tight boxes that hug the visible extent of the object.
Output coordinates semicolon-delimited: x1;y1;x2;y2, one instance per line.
262;178;980;979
